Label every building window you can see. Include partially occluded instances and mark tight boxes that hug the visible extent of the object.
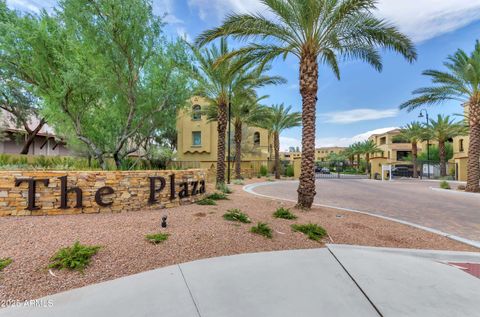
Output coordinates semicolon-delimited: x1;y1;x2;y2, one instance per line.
459;139;464;152
380;137;386;145
192;105;201;120
192;131;201;146
253;132;260;146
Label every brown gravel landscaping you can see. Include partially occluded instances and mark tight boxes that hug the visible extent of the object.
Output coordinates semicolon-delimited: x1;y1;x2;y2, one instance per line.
0;178;477;301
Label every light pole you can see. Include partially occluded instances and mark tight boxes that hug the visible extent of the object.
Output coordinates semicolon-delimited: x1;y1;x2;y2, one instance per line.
227;101;232;184
419;109;430;179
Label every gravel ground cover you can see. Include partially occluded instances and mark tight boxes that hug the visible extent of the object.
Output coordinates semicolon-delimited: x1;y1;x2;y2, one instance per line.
0;178;477;301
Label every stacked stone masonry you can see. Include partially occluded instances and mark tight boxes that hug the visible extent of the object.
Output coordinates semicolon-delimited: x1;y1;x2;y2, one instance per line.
0;169;208;216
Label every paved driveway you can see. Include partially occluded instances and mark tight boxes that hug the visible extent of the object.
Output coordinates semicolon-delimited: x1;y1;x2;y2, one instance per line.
248;179;480;243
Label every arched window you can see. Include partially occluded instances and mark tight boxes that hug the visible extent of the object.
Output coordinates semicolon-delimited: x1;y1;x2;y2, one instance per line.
192;105;201;120
253;132;260;146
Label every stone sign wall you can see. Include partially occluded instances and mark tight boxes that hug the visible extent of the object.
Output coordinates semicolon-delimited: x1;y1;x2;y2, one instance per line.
0;169;207;216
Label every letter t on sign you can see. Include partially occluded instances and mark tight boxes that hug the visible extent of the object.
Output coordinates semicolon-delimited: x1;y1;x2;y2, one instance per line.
15;178;50;211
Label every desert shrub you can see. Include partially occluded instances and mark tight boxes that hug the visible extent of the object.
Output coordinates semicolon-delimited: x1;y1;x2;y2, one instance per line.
0;154;11;166
0;258;13;271
233;179;244;185
273;207;297;220
291;224;327;241
216;183;233;194
285;165;294;177
207;192;228;200
223;209;251;223
250;222;272;238
440;180;451;190
49;241;101;272
196;198;216;205
145;233;169;244
457;184;466;191
259;165;268;176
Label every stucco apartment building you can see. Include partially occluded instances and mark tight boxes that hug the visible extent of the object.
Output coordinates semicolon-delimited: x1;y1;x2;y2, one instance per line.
0;110;71;156
176;96;273;172
279;146;347;163
368;129;428;163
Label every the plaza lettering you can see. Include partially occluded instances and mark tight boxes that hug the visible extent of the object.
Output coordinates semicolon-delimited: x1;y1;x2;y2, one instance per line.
14;174;205;211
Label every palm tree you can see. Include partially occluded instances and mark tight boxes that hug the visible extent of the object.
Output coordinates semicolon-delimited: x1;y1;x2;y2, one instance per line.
397;122;426;178
189;39;284;187
400;41;480;192
350;142;363;169
358;140;381;175
196;0;416;208
425;115;467;177
260;104;302;179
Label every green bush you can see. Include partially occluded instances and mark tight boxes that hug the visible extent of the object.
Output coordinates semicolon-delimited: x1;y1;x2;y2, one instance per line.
440;180;451;190
223;209;251;223
207;192;228;200
260;165;268;177
233;179;244;185
49;241;101;272
196;198;217;205
291;224;327;241
216;183;233;194
145;233;169;244
273;207;297;220
285;165;294;177
250;222;273;238
0;258;13;271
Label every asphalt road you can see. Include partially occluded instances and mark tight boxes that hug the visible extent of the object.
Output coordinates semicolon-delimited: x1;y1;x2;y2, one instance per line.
249;179;480;242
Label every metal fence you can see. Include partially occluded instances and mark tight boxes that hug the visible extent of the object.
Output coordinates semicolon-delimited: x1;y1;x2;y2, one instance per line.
315;161;369;179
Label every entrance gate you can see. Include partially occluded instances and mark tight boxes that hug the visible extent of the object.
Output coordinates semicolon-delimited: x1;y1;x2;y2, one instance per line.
315;161;369;179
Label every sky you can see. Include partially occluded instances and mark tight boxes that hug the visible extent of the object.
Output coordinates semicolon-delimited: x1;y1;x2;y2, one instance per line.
7;0;480;151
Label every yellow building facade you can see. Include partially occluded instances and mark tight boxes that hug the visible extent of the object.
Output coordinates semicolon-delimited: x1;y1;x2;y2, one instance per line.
315;147;346;161
176;96;273;174
279;151;301;162
368;129;428;163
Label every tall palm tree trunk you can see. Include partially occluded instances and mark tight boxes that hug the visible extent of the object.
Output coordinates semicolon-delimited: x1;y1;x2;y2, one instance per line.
365;153;370;175
216;102;227;186
297;53;318;209
234;121;242;179
274;131;280;179
439;140;447;177
466;99;480;192
412;142;418;178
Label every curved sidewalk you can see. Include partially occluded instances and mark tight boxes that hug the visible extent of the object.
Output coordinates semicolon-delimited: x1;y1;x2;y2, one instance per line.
2;246;480;317
243;180;480;248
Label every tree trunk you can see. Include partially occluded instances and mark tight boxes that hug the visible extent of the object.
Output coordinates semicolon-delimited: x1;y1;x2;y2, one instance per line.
365;153;370;175
439;140;447;177
20;118;46;155
466;98;480;192
356;154;361;169
216;101;227;187
234;121;242;179
114;152;122;170
274;131;280;179
296;53;318;209
412;141;418;178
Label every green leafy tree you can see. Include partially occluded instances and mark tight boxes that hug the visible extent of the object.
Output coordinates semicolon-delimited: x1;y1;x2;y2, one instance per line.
195;0;416;208
260;104;302;179
400;41;480;192
425;115;467;177
397;122;427;178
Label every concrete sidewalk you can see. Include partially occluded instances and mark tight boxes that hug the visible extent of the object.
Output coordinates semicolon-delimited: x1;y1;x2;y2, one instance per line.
1;246;479;317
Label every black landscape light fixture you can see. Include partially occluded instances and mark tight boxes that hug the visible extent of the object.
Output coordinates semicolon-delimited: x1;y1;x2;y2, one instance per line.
161;215;167;228
418;109;430;178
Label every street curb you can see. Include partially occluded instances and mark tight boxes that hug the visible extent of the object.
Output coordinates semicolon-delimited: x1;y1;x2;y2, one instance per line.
243;182;480;249
430;187;480;197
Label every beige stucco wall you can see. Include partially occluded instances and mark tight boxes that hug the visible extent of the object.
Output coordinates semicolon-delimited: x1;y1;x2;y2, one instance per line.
0;169;207;216
176;96;273;163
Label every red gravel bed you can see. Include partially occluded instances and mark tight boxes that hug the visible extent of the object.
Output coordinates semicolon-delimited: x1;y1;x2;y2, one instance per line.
0;179;477;301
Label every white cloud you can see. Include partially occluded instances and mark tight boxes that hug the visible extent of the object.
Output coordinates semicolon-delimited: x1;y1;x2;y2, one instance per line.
279;136;301;152
320;108;399;124
187;0;480;42
315;127;398;147
176;26;192;42
376;0;480;43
